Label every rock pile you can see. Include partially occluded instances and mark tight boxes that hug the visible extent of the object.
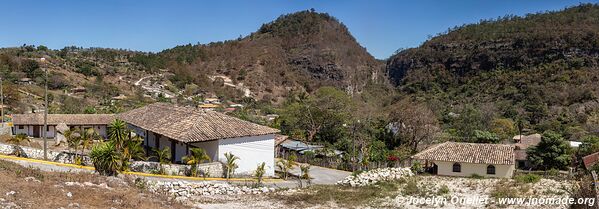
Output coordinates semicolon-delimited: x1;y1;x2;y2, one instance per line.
148;181;276;200
337;167;414;187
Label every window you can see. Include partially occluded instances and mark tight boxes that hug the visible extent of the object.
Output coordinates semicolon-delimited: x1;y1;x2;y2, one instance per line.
487;165;496;175
18;125;24;129
452;163;461;172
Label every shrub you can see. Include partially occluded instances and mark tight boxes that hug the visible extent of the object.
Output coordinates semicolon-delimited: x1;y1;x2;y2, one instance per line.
89;142;120;176
470;174;485;179
514;174;541;184
490;180;519;198
402;179;421;196
437;184;450;195
411;161;424;174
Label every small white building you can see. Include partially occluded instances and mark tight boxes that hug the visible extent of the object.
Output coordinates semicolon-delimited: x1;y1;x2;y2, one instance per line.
412;142;515;178
12;114;114;138
118;103;279;177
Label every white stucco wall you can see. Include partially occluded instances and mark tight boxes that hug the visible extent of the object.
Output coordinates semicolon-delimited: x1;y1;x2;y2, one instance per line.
16;125;107;139
14;125;55;138
14;125;31;136
217;134;275;177
434;161;514;178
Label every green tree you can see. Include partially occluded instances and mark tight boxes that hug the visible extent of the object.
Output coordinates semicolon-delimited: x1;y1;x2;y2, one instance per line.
576;135;599;163
472;130;500;143
279;87;353;144
526;131;572;170
490;118;516;141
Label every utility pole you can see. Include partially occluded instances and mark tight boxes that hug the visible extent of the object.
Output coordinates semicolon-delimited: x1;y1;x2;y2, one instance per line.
1;77;3;128
41;58;48;160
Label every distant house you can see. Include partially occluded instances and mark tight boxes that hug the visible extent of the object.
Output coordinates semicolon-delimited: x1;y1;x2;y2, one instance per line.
198;103;220;109
583;152;599;170
204;98;221;104
18;78;33;85
513;134;541;169
12;114;115;138
569;141;582;148
71;86;87;93
275;136;343;158
118;103;279;176
412;142;515;178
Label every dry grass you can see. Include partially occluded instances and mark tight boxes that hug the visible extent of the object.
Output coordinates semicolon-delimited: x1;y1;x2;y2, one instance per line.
0;159;186;209
278;181;402;208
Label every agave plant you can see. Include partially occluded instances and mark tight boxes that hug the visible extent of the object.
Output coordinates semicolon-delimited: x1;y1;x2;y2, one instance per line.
7;134;30;157
182;148;210;177
224;152;239;179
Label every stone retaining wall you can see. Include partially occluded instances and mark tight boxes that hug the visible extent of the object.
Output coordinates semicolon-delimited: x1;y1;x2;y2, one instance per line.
0;141;224;177
129;161;223;177
0;142;92;165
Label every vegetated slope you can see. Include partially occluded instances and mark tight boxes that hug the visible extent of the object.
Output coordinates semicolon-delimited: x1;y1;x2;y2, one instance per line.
135;10;386;103
0;46;151;114
386;4;599;135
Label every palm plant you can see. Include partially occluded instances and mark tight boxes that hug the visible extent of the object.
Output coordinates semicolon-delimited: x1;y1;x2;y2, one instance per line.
152;147;171;174
300;164;311;187
276;159;288;180
7;134;30;157
254;162;266;185
81;128;100;150
224;152;239;179
66;128;84;164
277;154;297;180
122;136;146;160
107;119;128;149
121;139;147;171
182;148;211;177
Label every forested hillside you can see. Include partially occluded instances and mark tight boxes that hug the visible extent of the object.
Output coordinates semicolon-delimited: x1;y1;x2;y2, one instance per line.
387;4;599;140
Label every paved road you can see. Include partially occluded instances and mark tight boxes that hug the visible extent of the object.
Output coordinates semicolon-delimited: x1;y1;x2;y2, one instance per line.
282;162;351;185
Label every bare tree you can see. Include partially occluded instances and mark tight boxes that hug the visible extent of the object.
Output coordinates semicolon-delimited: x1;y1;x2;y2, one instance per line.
389;99;440;153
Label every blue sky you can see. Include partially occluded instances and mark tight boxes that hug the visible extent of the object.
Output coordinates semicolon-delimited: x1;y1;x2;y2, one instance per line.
0;0;597;59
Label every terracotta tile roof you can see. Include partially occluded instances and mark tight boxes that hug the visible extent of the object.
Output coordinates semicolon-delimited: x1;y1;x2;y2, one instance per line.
412;142;515;165
514;149;528;161
12;114;115;125
513;134;541;150
117;103;279;143
583;152;599;169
